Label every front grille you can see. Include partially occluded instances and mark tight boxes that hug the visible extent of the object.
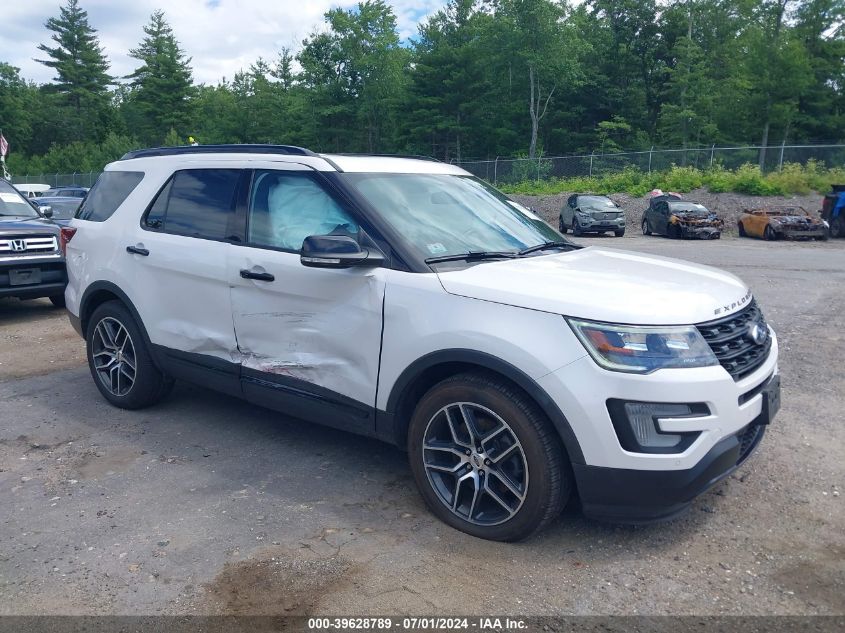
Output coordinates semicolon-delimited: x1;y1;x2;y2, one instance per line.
696;300;772;381
0;235;58;255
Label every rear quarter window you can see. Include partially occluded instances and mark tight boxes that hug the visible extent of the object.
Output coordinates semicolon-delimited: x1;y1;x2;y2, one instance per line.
76;171;144;221
142;169;240;240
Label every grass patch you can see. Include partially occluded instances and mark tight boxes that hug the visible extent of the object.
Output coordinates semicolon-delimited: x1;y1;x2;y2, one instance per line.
499;162;845;197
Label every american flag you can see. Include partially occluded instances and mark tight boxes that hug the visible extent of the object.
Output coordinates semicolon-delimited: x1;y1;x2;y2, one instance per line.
0;134;8;158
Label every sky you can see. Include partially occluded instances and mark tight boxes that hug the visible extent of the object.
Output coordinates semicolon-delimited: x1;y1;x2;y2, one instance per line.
1;0;449;85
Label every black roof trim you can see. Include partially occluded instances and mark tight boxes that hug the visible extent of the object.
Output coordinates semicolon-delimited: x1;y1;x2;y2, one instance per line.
119;144;318;160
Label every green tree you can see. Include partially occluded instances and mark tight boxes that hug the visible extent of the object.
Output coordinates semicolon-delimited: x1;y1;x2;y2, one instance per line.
35;0;112;143
299;0;407;152
0;64;38;157
125;10;195;145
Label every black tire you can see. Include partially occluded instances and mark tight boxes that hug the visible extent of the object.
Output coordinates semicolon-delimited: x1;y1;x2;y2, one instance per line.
669;223;682;239
738;222;747;238
85;300;173;409
572;218;583;237
558;216;567;233
764;225;778;241
49;294;66;308
614;229;625;237
407;372;570;542
831;217;844;239
642;218;651;235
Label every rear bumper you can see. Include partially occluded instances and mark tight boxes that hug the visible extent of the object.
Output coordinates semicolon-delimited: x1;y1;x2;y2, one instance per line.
575;422;766;523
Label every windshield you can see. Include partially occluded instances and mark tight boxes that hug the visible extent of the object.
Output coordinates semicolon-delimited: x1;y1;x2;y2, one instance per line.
343;173;563;261
579;196;615;208
0;181;39;218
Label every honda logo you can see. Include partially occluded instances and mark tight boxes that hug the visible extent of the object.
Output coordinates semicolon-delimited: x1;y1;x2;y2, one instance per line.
10;239;26;252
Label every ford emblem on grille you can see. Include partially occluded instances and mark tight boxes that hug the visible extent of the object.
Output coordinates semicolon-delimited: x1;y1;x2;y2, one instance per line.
747;321;767;345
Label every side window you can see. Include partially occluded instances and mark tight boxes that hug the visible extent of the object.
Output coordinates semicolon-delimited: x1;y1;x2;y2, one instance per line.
76;171;144;222
247;170;358;251
143;169;240;240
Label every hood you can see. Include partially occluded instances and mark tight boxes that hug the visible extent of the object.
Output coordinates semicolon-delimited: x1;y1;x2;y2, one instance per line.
436;247;749;325
0;216;59;232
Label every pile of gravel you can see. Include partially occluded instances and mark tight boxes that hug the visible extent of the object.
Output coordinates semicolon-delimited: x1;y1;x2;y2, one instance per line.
510;188;824;236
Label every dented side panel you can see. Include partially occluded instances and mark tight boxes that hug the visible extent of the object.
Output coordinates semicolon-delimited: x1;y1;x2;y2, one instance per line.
229;247;385;409
129;231;238;360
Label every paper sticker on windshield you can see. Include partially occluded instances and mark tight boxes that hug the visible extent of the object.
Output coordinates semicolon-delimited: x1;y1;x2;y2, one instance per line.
0;192;24;203
427;242;447;254
507;200;541;221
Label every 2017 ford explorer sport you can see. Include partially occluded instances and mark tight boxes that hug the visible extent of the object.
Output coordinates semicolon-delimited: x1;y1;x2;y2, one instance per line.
64;145;780;541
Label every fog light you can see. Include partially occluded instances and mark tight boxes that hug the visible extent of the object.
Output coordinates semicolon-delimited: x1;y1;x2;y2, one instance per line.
607;399;708;454
624;402;690;448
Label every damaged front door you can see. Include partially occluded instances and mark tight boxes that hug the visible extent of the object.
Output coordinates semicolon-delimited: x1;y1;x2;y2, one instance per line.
229;167;385;434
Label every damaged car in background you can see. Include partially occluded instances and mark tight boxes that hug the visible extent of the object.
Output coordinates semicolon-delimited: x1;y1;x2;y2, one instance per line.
642;194;724;239
560;194;625;237
738;206;828;241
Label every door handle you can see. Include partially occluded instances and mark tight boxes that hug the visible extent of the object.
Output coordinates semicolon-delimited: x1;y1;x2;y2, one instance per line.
126;245;149;256
240;269;275;282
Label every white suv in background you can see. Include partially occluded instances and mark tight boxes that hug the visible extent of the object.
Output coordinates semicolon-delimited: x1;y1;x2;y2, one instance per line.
65;145;780;541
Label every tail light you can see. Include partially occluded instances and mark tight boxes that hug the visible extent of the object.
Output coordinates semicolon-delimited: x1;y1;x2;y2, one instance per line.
60;227;77;256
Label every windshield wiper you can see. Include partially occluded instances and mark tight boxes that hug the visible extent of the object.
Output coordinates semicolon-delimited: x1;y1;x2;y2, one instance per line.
425;251;519;264
518;241;579;256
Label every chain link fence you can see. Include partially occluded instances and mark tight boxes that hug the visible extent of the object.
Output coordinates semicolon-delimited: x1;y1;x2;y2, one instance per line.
10;171;101;189
7;144;845;189
455;144;845;185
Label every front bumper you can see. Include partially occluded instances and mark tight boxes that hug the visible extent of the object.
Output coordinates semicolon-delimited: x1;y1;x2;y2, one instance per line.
538;331;778;521
578;215;625;232
679;224;722;239
574;422;765;522
777;226;826;239
0;255;67;299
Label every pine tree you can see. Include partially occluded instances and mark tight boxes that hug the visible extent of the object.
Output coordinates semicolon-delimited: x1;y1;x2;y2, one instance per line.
35;0;112;142
126;10;195;145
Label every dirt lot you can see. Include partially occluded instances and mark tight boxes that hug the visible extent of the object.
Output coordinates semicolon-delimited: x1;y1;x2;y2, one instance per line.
0;235;843;617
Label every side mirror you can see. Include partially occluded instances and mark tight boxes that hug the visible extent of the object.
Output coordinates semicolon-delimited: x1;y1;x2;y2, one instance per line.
300;234;384;269
39;205;53;218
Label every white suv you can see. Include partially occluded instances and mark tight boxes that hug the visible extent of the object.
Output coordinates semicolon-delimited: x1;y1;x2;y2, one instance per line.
65;145;780;541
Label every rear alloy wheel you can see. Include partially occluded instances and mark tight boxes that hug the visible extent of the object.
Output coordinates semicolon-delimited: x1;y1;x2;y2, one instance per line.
642;218;651;235
764;225;778;241
86;301;173;409
408;373;570;541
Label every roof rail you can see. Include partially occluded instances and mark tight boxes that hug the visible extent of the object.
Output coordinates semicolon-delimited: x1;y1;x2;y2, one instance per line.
330;153;442;163
119;144;317;160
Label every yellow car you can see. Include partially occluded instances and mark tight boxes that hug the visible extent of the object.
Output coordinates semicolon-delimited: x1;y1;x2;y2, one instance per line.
738;206;828;241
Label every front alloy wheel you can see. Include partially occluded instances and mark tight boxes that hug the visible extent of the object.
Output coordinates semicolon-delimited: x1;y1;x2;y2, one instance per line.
408;372;570;541
422;402;528;526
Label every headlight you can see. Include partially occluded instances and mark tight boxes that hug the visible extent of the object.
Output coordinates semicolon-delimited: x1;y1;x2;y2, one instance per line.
567;318;718;373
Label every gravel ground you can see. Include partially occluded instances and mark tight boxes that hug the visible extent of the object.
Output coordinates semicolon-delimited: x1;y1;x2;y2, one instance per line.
0;238;843;617
510;189;825;236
